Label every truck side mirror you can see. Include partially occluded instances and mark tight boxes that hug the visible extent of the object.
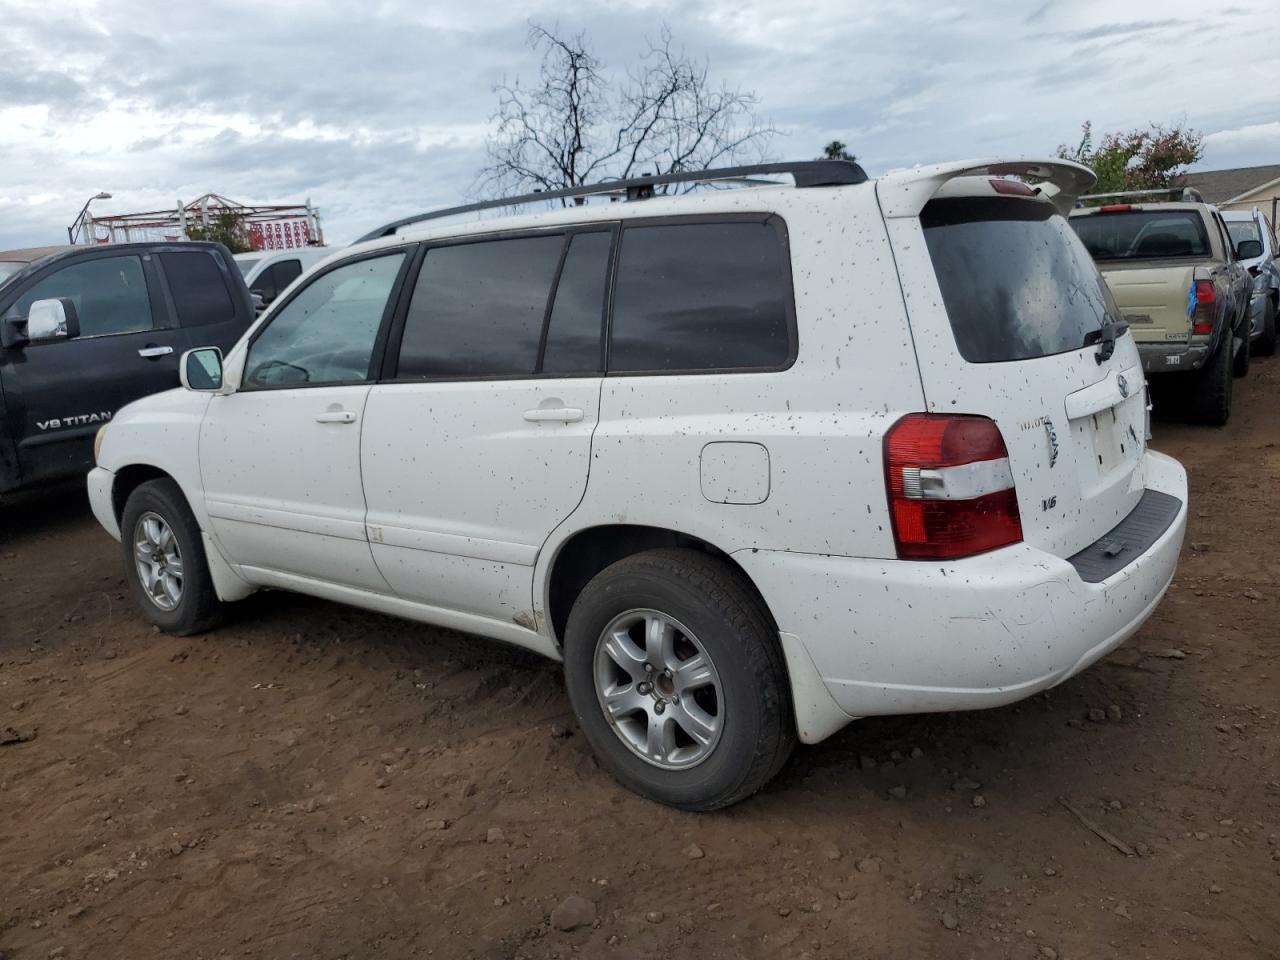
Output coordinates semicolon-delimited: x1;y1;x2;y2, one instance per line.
27;298;80;341
0;297;80;348
1235;239;1262;260
180;347;225;392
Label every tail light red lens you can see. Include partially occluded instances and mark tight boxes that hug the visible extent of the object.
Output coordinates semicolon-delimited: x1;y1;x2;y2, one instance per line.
884;414;1023;560
1192;280;1216;335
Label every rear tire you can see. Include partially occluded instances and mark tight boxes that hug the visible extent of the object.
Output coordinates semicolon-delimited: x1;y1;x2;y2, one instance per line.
1254;297;1277;357
1232;326;1250;378
562;548;795;811
1188;335;1233;426
120;479;225;635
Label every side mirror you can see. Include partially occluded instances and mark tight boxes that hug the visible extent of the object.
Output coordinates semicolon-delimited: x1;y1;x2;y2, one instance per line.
180;346;225;392
27;298;80;341
251;291;267;314
1235;239;1263;260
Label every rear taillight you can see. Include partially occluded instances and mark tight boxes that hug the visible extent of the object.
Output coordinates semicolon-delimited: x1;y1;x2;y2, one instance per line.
1192;280;1216;335
884;414;1023;560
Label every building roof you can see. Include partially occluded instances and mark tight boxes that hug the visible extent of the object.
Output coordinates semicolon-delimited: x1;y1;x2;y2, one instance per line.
1178;164;1280;204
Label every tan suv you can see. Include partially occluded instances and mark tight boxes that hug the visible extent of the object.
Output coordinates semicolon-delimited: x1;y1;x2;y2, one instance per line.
1070;190;1252;425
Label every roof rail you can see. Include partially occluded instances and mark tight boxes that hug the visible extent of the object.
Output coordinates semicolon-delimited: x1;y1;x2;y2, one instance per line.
1079;186;1204;204
354;160;868;244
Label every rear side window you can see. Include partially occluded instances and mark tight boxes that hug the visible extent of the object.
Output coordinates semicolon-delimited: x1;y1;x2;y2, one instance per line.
1069;210;1210;260
923;198;1111;364
541;231;611;375
609;220;792;372
273;258;303;290
160;251;236;327
397;235;563;378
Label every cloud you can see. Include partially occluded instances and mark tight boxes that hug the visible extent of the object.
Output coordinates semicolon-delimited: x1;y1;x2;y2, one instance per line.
1;0;1278;250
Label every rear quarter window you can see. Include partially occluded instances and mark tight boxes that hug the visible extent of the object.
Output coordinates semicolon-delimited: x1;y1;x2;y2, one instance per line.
922;198;1112;364
608;219;793;373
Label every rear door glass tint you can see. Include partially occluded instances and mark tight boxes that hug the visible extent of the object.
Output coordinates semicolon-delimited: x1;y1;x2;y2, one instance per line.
397;235;563;378
609;220;792;372
541;232;610;374
923;198;1111;363
160;251;236;327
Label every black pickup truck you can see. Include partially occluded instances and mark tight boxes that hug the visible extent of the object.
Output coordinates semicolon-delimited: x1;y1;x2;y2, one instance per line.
0;242;253;495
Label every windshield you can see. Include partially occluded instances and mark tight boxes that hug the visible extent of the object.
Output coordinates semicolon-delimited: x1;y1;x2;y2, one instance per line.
0;260;27;284
922;197;1111;363
237;257;261;276
1070;210;1210;260
1225;219;1261;249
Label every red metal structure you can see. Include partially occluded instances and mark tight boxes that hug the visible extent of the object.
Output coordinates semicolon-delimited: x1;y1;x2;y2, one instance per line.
75;194;324;249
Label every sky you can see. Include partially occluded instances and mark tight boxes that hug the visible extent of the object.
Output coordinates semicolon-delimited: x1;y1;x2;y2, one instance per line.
1;0;1278;249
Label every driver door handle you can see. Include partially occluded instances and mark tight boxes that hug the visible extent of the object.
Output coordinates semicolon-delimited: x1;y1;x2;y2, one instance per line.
137;345;173;358
315;410;357;424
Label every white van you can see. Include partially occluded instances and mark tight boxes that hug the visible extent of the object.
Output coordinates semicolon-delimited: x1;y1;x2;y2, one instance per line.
89;159;1188;809
234;247;329;311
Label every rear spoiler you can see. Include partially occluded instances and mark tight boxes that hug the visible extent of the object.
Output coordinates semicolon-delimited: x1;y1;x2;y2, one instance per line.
876;158;1096;219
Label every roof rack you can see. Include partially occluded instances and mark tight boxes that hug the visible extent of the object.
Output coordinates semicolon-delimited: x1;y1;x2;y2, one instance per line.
354;160;868;244
1079;186;1204;204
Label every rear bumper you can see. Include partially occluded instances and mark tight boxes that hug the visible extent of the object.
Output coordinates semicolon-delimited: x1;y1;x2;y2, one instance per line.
88;466;120;540
736;450;1187;731
1136;340;1209;373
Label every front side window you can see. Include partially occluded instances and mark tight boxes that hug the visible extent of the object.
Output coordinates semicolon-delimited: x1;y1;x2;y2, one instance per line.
14;255;154;338
396;235;563;378
608;220;793;372
160;251;236;327
244;253;404;388
1225;219;1261;248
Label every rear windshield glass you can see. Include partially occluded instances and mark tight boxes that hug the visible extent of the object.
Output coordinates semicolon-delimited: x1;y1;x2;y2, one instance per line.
922;198;1111;364
1069;210;1210;260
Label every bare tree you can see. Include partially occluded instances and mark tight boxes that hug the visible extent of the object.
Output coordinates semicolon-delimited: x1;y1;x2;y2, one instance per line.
479;24;778;197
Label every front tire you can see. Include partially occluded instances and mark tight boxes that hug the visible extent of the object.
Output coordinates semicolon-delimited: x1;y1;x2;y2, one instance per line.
563;548;795;811
120;479;225;635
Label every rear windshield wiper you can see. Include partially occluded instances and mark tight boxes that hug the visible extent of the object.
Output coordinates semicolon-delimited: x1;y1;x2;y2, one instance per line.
1084;318;1129;364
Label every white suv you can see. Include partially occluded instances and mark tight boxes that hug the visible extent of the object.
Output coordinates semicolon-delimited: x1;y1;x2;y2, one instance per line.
88;159;1188;810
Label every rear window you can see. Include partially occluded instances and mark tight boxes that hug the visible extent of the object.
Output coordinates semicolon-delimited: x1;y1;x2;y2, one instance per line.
1069;210;1210;260
160;251;237;327
922;198;1111;364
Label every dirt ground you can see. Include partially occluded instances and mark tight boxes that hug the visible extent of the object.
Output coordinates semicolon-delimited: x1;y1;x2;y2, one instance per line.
2;361;1278;960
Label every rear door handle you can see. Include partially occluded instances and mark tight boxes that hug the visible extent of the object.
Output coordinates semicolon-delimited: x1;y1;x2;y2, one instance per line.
523;406;584;423
137;345;173;359
315;410;357;424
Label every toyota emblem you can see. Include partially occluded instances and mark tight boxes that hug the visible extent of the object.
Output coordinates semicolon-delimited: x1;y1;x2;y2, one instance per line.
1117;373;1129;399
